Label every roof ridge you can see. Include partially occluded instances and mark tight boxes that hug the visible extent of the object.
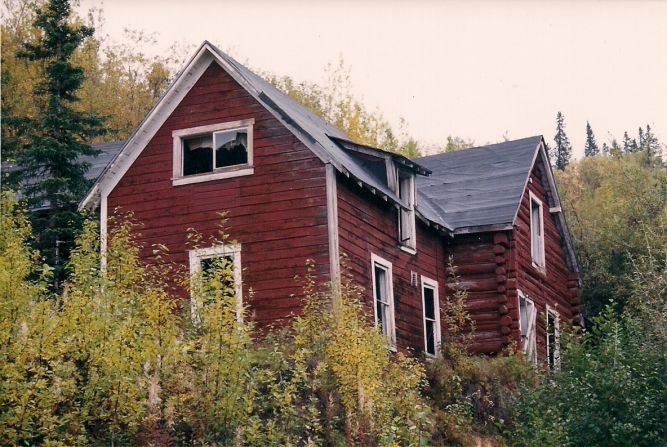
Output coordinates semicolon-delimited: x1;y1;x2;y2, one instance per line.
416;135;543;161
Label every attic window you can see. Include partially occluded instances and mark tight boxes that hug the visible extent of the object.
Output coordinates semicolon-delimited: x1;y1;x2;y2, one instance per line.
529;191;545;270
172;119;254;186
397;170;416;252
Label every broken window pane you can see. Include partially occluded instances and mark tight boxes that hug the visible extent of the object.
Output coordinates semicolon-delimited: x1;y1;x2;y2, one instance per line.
425;319;435;355
424;287;435;320
183;134;214;175
215;129;248;168
423;285;437;355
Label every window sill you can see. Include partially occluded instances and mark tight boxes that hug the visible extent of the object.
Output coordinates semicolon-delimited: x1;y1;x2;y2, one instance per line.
173;166;254;186
531;261;546;275
399;245;416;255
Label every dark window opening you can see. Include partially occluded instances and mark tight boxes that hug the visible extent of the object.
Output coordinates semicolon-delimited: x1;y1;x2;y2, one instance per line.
200;255;236;305
215;130;248;168
423;286;437;355
183;135;213;176
181;128;249;177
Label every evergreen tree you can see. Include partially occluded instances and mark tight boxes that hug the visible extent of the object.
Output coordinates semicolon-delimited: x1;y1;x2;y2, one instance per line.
602;142;610;156
584;121;599;157
610;139;623;157
553;111;572;170
623;131;638;153
641;124;661;160
12;0;106;286
544;141;553;165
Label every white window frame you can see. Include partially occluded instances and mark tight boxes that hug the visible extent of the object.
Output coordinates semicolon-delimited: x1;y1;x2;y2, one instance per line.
518;290;537;363
371;253;396;350
546;305;561;369
396;169;416;253
529;191;545;270
189;244;243;322
421;275;441;357
172;118;254;186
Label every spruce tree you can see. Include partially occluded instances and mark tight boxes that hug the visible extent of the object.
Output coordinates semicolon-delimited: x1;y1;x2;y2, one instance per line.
642;124;660;159
553;111;572;170
584;121;599;157
610;139;622;157
602;142;610;156
13;0;106;286
622;131;638;153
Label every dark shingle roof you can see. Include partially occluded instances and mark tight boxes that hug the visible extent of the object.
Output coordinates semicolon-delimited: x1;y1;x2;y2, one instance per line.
206;42;423;204
415;136;542;231
1;141;125;208
85;141;125;182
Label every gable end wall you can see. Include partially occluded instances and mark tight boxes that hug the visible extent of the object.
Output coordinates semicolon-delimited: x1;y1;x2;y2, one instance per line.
107;62;331;325
508;165;581;360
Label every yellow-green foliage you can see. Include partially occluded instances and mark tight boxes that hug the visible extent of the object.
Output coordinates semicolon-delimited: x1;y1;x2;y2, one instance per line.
426;260;537;447
556;151;667;315
0;200;431;446
295;271;430;446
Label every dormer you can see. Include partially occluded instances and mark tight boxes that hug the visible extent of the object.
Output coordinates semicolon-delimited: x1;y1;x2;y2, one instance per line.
329;136;430;254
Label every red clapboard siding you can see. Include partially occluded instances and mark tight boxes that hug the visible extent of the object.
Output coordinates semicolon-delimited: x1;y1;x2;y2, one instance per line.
336;174;447;354
107;62;330;327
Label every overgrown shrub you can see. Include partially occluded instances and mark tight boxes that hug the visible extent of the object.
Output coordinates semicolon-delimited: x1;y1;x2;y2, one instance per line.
426;262;537;446
508;305;667;447
0;196;430;446
507;232;667;447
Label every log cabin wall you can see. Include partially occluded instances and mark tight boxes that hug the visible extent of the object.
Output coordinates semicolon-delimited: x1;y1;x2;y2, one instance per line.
444;232;513;354
336;173;447;353
509;165;581;361
107;62;331;326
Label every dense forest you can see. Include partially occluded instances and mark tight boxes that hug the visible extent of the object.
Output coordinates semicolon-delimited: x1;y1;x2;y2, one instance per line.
1;1;665;446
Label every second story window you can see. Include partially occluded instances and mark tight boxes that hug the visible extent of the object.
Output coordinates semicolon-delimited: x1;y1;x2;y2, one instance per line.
529;191;545;270
173;119;254;186
397;170;416;251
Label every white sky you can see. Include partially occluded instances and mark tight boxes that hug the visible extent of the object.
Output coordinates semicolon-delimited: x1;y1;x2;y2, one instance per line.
77;0;667;157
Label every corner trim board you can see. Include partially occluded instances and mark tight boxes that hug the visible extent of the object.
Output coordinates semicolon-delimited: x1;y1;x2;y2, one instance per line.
100;193;108;270
326;163;341;295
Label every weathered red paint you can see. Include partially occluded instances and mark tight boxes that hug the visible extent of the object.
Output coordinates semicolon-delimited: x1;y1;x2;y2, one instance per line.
107;60;580;358
108;63;331;326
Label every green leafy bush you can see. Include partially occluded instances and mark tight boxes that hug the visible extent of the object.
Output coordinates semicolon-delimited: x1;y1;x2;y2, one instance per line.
508;305;667;447
0;196;430;446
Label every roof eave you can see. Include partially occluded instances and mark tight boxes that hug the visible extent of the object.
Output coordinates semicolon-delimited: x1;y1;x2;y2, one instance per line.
511;137;582;283
329;136;432;176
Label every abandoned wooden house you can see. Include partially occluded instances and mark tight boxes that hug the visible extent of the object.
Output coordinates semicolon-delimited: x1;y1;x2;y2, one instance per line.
78;41;581;366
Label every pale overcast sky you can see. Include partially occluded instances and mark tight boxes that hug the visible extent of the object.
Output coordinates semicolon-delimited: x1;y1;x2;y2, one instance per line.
77;0;667;157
